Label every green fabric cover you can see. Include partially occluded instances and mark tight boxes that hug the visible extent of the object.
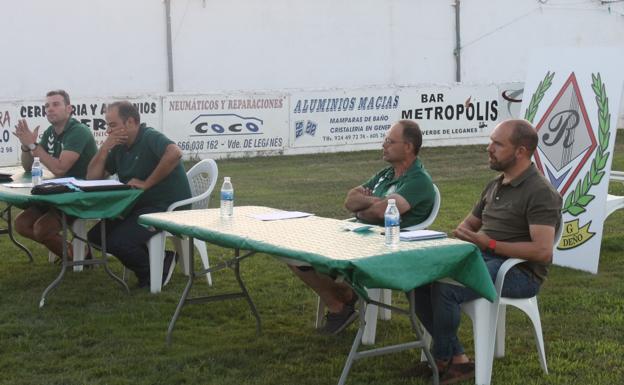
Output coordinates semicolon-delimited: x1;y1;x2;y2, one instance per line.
138;214;496;301
0;186;142;219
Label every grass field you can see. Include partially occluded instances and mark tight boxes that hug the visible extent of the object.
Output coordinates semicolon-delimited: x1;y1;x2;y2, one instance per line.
0;133;622;385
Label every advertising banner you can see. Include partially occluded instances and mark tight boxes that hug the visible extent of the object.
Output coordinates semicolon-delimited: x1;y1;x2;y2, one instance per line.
162;93;288;157
14;96;161;149
0;102;23;166
289;88;400;148
398;85;501;145
522;47;624;273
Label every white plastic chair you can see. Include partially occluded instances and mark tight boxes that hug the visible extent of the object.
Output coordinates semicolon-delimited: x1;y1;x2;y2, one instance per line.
606;171;624;219
460;215;564;385
48;219;88;272
147;159;218;294
316;184;442;345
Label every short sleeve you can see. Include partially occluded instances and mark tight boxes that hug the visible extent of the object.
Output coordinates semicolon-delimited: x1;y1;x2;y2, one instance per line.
526;186;562;227
144;129;175;158
393;173;434;209
62;126;89;154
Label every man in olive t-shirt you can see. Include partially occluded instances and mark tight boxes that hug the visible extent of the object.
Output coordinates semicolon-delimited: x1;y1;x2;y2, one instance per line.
12;89;97;258
86;101;191;288
405;119;561;384
289;120;436;335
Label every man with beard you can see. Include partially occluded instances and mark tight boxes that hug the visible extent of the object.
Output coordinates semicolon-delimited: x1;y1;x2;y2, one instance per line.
12;90;97;259
405;119;561;384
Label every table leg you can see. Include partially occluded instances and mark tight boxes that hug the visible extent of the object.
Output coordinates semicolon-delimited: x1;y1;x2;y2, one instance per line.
39;212;71;308
233;248;262;336
166;240;261;345
167;236;196;346
336;290;439;385
0;205;33;262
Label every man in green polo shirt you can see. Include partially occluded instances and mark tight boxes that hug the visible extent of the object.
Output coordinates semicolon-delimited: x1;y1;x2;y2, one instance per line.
405;119;561;384
289;120;436;335
12;89;97;259
86;101;191;288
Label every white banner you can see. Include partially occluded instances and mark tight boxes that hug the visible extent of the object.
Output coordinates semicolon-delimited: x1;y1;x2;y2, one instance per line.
163;94;288;156
0;102;23;166
522;47;624;274
398;85;501;145
14;96;161;149
289;88;400;148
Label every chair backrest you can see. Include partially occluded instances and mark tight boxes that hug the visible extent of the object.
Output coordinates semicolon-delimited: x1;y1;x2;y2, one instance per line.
186;159;219;210
403;184;441;231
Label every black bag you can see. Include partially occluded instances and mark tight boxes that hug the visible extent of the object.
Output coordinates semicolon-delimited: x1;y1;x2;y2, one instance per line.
31;182;74;195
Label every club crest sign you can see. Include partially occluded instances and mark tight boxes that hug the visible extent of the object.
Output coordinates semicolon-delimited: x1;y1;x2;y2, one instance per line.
526;71;611;250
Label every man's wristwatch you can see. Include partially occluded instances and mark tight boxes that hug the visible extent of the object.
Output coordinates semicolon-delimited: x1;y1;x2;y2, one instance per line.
27;143;37;152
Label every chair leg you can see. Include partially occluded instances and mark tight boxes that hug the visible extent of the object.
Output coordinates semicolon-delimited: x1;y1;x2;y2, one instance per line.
315;296;326;328
71;219;87;272
362;288;381;345
171;237;188;275
509;297;548;374
494;304;507;358
147;232;166;294
379;288;392;320
462;299;495;385
420;328;432;362
194;238;213;286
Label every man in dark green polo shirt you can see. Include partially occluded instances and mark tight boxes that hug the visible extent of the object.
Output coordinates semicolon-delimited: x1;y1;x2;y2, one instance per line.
86;101;191;288
406;119;561;384
289;120;436;335
12;89;97;258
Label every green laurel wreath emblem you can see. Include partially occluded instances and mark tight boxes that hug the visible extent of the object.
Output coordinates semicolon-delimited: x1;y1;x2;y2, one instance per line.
525;72;611;216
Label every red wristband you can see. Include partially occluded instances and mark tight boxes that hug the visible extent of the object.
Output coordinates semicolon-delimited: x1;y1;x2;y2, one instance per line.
488;238;497;252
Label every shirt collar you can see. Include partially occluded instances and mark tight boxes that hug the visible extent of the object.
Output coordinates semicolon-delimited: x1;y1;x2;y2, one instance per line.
497;163;538;187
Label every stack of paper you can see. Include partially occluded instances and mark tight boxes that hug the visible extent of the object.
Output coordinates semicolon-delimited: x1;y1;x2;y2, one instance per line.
399;229;446;241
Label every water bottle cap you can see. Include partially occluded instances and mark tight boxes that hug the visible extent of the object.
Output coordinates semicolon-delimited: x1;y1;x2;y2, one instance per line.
388;198;396;205
224;177;231;182
34;157;40;162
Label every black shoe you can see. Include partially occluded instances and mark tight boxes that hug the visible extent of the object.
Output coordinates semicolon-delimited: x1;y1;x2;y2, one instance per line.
320;301;358;335
162;251;177;287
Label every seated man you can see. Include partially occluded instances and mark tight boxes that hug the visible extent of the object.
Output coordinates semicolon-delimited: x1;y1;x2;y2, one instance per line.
86;101;191;288
12;89;97;259
289;120;436;334
407;119;562;384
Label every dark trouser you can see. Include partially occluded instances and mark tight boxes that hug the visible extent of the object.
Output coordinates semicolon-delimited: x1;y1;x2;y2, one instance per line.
412;251;542;360
87;206;161;285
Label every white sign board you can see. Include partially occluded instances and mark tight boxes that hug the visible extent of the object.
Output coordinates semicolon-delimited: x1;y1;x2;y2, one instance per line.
289;88;400;149
13;96;161;149
398;85;501;145
0;102;24;166
522;47;624;273
163;94;288;157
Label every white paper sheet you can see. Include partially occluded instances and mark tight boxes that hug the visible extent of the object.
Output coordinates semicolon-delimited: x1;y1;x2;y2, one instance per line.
2;182;33;188
250;211;314;221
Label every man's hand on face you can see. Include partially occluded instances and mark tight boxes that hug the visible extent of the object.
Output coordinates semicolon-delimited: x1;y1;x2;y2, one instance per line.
13;119;39;147
103;128;128;151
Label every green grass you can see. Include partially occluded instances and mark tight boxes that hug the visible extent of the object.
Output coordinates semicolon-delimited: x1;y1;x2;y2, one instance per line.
1;132;623;385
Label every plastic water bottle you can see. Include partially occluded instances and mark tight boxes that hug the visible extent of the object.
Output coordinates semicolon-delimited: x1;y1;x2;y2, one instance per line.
384;199;400;247
220;176;234;217
31;157;43;186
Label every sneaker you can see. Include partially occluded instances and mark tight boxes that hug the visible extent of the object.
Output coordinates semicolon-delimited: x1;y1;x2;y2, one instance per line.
162;251;177;287
320;299;358;335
